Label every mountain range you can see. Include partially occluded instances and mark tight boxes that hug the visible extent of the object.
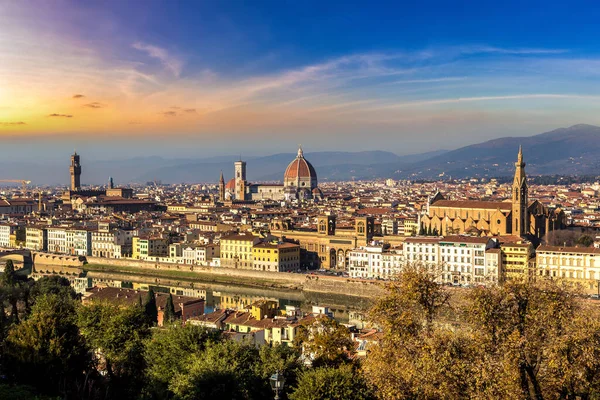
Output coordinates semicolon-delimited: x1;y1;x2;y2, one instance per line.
2;124;600;185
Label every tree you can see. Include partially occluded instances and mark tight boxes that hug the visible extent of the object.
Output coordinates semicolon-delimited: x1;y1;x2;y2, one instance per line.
143;288;158;325
144;324;222;399
290;364;373;400
169;340;262;399
2;260;16;287
78;303;150;399
163;293;176;323
577;234;594;247
2;294;91;398
30;275;77;302
294;314;354;367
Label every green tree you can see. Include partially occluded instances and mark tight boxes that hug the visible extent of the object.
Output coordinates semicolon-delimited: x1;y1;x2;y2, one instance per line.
78;303;150;399
2;294;91;398
169;340;261;399
294;314;353;367
144;288;158;325
144;324;222;399
163;293;176;323
290;364;373;400
30;275;77;302
2;259;16;287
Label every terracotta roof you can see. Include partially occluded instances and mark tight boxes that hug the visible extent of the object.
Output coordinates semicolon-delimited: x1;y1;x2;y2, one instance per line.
537;245;600;254
284;152;317;180
432;200;511;211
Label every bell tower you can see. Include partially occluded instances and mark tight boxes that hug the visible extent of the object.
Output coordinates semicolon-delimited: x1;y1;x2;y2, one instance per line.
219;171;225;202
70;151;81;191
512;146;528;236
234;160;246;200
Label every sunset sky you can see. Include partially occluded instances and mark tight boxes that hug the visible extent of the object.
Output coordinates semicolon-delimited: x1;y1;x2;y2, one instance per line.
1;0;600;160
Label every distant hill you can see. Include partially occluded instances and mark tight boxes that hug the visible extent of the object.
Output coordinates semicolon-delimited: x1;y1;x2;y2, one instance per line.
386;124;600;180
3;124;599;185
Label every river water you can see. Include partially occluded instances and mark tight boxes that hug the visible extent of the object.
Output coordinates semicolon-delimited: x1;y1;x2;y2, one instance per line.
32;267;371;327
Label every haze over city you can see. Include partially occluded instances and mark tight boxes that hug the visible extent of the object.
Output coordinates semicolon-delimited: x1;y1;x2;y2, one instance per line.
2;1;600;161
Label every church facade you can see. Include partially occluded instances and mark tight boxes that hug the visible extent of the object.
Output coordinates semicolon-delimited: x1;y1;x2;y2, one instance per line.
420;147;565;239
219;147;323;202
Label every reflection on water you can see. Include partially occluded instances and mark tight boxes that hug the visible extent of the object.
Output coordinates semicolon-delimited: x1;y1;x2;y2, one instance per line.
31;266;370;326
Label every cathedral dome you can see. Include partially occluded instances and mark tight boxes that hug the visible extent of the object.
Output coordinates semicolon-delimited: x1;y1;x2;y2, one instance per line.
225;178;235;190
284;147;318;188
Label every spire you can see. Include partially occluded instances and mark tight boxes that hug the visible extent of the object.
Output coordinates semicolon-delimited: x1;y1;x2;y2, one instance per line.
219;170;224;183
297;145;304;158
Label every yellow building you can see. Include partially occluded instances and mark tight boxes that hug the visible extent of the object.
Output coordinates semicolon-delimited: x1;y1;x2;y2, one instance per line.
270;215;375;270
252;242;300;272
421;148;565;238
501;242;534;280
220;232;260;269
403;218;419;236
536;246;600;294
132;236;169;260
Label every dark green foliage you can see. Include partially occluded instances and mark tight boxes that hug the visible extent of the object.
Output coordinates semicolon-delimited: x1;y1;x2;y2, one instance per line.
143;288;158;325
30;275;77;302
163;293;176;323
290;364;373;400
78;303;150;400
144;324;222;399
2;259;16;287
0;383;61;400
1;294;90;398
169;340;300;400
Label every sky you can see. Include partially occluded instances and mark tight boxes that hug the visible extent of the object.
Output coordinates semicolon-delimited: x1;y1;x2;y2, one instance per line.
1;0;600;161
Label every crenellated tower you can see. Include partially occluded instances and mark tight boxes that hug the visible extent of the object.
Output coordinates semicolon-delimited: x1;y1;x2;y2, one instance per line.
70;151;81;191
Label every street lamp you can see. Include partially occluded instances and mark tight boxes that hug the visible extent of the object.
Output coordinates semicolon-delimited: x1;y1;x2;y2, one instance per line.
269;370;286;399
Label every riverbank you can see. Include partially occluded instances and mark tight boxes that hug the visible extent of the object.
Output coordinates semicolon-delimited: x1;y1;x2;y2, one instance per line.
82;258;385;299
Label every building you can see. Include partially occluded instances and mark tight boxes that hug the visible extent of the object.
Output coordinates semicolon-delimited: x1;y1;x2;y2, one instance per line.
403;236;500;285
219;232;260;269
348;244;404;279
132;236;169;260
47;227;68;254
66;228;93;256
26;225;47;251
181;244;220;265
500;241;535;280
91;225;135;258
420;148;565;238
252;242;301;272
222;147;323;202
536;246;600;294
0;198;37;216
271;215;375;270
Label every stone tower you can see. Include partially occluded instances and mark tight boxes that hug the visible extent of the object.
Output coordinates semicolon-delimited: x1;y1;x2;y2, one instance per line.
70;151;81;191
234;160;246;200
219;171;225;202
512;146;528;236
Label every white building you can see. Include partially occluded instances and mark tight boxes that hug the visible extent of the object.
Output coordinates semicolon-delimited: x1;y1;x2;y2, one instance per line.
91;228;135;258
66;229;92;256
47;227;68;254
348;244;404;279
403;236;499;285
0;224;13;248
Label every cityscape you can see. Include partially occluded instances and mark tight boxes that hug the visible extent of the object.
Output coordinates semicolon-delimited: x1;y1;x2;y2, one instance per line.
2;1;600;400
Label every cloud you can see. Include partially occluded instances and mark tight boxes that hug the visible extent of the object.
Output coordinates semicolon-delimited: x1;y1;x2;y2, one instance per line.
83;102;105;108
161;111;177;117
132;41;183;77
390;77;466;85
170;106;181;110
128;121;142;125
48;113;73;118
184;108;197;114
72;94;85;99
0;121;26;126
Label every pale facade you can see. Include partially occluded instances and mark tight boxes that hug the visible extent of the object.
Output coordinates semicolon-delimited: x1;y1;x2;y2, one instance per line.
536;246;600;294
26;226;47;251
348;245;404;279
